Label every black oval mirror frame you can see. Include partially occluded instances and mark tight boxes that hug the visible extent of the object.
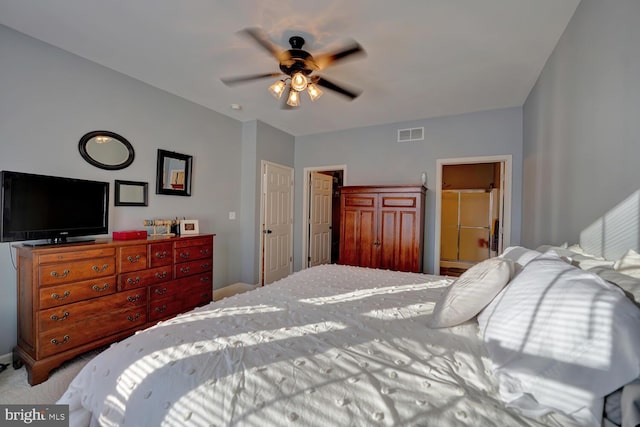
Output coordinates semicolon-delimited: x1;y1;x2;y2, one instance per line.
78;130;135;170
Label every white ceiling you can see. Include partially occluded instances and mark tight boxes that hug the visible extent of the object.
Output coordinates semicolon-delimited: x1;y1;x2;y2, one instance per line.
0;1;581;136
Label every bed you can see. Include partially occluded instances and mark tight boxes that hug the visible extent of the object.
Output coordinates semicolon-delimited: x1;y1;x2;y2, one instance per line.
57;250;640;427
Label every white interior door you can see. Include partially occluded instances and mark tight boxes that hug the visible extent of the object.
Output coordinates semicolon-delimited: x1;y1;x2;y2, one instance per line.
262;162;293;285
308;172;332;267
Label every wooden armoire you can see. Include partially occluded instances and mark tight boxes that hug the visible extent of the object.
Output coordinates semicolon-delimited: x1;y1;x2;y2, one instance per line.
338;185;426;272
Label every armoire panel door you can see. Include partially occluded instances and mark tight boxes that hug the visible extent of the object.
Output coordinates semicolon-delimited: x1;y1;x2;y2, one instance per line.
339;194;378;268
380;208;421;272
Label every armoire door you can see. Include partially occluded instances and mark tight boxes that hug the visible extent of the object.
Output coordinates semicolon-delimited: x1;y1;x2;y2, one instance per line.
379;192;423;272
339;193;378;268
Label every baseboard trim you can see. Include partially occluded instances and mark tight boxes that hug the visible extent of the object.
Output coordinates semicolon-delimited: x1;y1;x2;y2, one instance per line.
213;283;257;301
0;352;11;366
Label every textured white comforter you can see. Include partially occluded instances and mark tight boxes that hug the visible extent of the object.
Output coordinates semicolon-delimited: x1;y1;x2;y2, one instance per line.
59;265;577;426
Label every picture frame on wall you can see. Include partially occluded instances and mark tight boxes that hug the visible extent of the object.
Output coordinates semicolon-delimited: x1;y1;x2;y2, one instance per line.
180;219;199;235
156;149;193;196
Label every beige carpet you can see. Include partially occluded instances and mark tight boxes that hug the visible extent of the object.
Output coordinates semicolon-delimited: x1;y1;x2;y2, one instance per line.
0;350;100;404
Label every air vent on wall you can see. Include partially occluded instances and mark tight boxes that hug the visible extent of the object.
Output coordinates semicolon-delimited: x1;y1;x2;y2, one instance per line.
397;127;424;142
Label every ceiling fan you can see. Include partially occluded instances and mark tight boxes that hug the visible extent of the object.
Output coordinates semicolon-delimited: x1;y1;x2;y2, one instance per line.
221;28;365;108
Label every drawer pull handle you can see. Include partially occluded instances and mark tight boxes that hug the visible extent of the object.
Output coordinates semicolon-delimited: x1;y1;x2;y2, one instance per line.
200;276;210;282
127;295;141;303
50;311;69;321
51;335;70;345
127;313;141;322
155;287;167;295
200;263;210;269
127;277;141;285
180;266;191;274
200;249;210;255
50;270;70;279
155;251;168;259
92;264;109;273
51;291;71;300
155;305;167;313
179;252;191;259
127;255;141;263
155;271;168;279
92;283;109;292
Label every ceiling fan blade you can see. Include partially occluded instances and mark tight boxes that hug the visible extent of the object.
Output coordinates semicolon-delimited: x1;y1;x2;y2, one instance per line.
221;72;283;86
314;76;362;100
314;42;365;70
240;27;290;62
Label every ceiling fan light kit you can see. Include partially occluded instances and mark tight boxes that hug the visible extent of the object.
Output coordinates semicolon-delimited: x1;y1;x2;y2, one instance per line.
221;28;365;109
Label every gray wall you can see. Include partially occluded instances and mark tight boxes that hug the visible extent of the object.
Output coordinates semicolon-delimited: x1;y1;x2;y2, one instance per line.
294;107;524;273
0;25;247;355
522;0;640;259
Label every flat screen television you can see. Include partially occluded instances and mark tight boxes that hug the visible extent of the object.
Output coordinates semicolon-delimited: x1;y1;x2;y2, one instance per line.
1;170;109;245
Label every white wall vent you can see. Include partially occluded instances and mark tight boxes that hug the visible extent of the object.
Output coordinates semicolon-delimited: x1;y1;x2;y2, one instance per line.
397;127;424;142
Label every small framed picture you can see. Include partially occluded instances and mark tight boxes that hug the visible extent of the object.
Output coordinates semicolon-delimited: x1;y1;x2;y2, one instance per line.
180;219;199;235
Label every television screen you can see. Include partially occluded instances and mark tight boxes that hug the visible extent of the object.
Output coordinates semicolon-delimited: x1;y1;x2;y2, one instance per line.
1;171;109;244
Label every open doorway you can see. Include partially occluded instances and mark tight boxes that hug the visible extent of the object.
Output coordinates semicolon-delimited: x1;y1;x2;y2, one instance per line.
434;155;512;276
302;165;346;269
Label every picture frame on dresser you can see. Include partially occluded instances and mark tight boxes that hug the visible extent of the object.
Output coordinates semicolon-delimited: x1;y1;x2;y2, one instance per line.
180;219;199;235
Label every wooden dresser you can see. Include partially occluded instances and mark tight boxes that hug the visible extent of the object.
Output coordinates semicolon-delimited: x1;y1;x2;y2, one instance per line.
339;185;425;272
13;234;214;385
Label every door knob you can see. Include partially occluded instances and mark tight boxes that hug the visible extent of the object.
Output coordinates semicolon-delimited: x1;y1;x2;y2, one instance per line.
264;229;273;234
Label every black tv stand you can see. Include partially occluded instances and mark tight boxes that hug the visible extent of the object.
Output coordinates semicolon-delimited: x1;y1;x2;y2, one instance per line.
23;238;96;247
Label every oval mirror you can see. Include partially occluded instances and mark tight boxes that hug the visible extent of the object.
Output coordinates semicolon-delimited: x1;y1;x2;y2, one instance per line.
78;131;135;170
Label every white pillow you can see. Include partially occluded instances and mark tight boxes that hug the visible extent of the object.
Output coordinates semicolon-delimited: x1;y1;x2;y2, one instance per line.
589;266;640;305
614;249;640;278
429;257;513;328
478;252;640;426
499;246;541;275
538;245;615;270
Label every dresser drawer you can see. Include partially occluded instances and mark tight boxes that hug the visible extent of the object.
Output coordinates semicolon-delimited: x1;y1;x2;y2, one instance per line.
184;281;213;308
38;248;116;265
174;236;212;249
39;288;146;330
148;297;186;321
119;265;173;290
39;257;115;286
174;258;213;279
118;245;148;273
148;242;173;268
39;307;147;358
149;280;182;302
149;275;212;321
39;276;116;309
175;244;212;263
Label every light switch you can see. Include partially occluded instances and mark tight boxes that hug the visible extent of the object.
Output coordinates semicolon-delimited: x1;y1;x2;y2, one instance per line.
229;211;236;220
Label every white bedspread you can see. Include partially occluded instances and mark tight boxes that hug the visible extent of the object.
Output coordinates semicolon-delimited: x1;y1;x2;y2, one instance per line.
59;265;577;426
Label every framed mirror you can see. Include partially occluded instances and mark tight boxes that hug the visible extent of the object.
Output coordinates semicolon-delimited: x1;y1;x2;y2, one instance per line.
115;180;148;206
79;131;135;170
156;149;192;196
